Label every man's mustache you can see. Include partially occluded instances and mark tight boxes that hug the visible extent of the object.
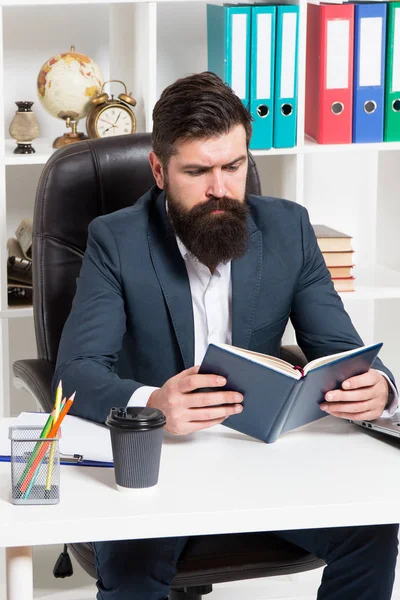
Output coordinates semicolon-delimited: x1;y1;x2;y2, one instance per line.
191;197;246;216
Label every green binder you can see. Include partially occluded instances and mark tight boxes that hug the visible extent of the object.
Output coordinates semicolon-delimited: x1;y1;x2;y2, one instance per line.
384;2;400;141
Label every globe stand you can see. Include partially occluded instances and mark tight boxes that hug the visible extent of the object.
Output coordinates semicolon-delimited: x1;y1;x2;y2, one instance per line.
14;142;36;155
52;117;88;149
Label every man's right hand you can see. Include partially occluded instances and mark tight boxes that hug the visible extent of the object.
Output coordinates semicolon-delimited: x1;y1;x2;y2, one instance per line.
147;365;243;435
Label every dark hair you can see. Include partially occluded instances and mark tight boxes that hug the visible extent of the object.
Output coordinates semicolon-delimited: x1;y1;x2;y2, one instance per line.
152;71;253;165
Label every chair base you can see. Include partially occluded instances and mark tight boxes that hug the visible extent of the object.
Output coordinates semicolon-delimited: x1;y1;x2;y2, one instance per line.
170;585;213;599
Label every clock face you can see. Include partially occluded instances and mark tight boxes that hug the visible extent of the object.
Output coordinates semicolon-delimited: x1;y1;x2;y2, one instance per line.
96;105;135;137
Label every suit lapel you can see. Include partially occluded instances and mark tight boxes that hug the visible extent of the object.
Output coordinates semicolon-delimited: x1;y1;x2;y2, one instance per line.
148;191;195;369
148;191;263;364
231;214;263;349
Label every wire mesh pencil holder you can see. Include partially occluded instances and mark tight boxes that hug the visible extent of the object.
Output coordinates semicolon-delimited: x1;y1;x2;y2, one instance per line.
9;426;61;505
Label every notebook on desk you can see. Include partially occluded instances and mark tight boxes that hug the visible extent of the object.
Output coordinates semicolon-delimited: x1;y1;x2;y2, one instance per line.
0;412;114;467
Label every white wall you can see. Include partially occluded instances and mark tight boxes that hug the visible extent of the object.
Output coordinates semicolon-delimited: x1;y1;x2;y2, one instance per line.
156;2;207;96
3;4;110;415
3;4;110;141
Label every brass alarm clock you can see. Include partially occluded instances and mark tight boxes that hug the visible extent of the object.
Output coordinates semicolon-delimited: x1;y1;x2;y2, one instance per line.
86;80;137;139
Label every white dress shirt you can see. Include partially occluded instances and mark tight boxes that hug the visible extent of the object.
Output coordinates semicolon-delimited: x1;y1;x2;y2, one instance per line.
128;239;398;417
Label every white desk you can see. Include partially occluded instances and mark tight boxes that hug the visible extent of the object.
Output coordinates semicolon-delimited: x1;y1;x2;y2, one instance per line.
1;415;400;600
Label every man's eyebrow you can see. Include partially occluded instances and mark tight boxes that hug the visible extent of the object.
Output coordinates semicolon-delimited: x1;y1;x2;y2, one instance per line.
181;155;247;170
223;155;247;167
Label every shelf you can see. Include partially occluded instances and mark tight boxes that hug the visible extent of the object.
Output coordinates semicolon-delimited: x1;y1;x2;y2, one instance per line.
339;265;400;301
0;306;33;318
4;136;400;165
250;142;400;156
4;138;56;166
2;0;191;5
219;141;400;156
251;147;298;157
304;139;400;154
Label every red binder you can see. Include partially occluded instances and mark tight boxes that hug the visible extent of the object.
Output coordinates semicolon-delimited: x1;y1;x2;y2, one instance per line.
305;3;355;144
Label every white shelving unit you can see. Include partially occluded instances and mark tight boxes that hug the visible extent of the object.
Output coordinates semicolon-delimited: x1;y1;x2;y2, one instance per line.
1;0;400;418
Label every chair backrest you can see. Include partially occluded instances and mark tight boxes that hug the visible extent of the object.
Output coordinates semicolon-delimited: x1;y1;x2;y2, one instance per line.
32;132;262;365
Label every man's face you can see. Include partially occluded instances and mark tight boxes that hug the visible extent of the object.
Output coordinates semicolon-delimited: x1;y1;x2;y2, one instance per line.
149;125;249;270
163;124;248;210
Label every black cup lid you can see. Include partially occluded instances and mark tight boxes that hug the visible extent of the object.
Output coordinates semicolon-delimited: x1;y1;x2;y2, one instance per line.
106;406;166;431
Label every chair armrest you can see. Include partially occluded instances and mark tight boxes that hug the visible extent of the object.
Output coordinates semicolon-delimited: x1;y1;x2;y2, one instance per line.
13;358;55;412
280;345;307;368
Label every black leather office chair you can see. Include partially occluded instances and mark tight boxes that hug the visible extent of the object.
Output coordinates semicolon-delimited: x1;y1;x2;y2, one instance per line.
13;133;324;599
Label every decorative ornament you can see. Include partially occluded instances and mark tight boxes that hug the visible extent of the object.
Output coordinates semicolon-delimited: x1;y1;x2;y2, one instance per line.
9;101;40;154
37;45;104;148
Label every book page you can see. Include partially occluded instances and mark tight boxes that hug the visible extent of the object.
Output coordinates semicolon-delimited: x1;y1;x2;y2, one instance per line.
213;343;301;379
304;343;380;374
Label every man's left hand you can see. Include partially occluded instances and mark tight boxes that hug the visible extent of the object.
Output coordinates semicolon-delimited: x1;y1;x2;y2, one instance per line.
320;369;389;421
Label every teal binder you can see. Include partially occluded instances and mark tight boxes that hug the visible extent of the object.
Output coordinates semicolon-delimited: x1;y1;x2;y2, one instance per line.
207;4;251;109
273;5;299;148
249;5;276;150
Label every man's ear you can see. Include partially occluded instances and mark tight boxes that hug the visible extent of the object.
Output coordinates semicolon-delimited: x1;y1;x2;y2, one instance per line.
148;151;165;189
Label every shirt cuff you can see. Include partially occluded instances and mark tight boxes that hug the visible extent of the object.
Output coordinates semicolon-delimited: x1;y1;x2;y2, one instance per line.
375;370;398;418
127;386;160;408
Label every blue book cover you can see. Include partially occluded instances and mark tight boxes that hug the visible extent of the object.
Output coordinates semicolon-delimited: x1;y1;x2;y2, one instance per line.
199;342;383;443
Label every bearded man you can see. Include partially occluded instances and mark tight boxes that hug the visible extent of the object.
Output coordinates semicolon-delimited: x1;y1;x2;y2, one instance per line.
54;71;398;600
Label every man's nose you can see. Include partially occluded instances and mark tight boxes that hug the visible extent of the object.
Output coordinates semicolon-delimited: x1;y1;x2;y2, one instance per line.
207;170;227;198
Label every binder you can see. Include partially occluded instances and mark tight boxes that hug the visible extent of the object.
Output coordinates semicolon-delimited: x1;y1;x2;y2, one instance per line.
353;3;387;143
249;5;276;150
273;5;299;149
384;2;400;142
207;4;251;110
305;3;355;144
0;412;114;467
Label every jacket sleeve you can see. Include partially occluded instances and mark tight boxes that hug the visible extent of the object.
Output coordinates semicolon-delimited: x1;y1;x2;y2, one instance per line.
290;207;397;391
53;217;143;423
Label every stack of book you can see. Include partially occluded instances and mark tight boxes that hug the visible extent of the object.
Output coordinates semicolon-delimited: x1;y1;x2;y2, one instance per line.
312;225;355;293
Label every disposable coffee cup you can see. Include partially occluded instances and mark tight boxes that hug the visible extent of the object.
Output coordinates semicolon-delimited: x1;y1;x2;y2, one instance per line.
106;406;166;495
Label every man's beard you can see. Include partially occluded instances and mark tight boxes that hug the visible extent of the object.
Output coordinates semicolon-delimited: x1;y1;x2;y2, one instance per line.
166;187;249;269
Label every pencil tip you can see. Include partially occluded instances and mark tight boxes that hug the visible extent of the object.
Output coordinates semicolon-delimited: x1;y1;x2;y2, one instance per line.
70;391;76;401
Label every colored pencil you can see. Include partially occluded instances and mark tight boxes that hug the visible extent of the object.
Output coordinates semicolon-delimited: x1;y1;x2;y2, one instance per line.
19;393;75;495
45;381;62;495
22;410;56;499
17;409;55;488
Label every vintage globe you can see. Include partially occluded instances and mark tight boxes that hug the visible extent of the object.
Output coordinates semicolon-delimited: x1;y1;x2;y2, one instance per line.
37;48;104;122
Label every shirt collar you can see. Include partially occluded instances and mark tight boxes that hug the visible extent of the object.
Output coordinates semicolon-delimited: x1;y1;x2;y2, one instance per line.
175;235;191;262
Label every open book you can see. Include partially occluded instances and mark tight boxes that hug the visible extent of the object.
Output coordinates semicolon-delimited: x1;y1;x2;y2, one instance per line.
198;342;383;443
